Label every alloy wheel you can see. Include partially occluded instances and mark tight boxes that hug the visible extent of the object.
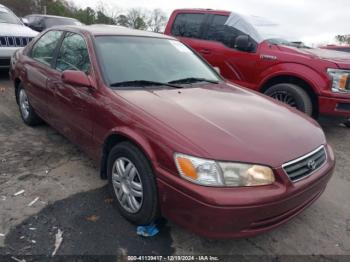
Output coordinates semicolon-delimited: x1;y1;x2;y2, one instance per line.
19;89;30;119
270;91;297;108
111;157;143;213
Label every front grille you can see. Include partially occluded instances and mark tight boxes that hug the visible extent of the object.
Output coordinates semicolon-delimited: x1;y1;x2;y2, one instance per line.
283;146;327;182
0;58;10;66
0;36;33;47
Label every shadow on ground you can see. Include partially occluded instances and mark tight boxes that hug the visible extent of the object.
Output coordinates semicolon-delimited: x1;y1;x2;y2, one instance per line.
0;186;174;256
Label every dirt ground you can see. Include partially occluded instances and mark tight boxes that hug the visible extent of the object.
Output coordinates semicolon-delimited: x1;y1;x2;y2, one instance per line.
0;70;349;260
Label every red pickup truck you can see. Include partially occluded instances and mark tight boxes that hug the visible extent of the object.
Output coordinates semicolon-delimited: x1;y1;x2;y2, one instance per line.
165;9;350;126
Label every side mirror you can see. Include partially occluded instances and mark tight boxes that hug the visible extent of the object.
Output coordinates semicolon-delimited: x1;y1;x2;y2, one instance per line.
27;22;44;32
21;18;29;26
31;24;44;32
234;35;254;52
62;70;92;88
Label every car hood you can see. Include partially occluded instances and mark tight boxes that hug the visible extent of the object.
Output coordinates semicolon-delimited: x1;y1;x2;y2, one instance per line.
0;23;38;37
281;45;350;69
115;83;326;168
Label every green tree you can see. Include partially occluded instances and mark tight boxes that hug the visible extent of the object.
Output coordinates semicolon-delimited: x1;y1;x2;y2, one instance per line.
126;8;147;30
335;35;350;45
116;14;129;27
75;7;96;25
0;0;39;16
134;16;147;30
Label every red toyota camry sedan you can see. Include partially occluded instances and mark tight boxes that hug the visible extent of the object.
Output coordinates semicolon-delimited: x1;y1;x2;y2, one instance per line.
9;25;335;238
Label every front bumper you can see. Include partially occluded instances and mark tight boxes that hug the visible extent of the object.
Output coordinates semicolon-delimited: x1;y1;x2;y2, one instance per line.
156;145;335;239
319;95;350;117
0;47;21;68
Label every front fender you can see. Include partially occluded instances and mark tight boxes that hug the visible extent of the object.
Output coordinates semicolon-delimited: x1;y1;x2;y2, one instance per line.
99;126;158;179
104;126;157;164
259;63;330;95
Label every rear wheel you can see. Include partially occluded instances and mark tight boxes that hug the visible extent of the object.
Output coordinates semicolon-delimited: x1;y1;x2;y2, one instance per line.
107;142;159;225
17;84;42;126
264;83;313;116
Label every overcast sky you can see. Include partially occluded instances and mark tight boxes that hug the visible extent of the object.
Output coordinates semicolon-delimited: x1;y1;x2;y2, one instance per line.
72;0;350;46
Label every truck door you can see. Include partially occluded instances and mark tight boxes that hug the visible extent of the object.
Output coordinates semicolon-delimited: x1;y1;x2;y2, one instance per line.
200;14;261;89
169;12;210;55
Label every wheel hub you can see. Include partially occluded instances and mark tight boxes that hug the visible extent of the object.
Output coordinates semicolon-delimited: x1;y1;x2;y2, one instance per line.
270;91;297;108
19;89;30;119
111;157;143;213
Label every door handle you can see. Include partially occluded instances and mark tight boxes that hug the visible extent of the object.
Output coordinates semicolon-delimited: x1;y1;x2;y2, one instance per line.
200;49;212;55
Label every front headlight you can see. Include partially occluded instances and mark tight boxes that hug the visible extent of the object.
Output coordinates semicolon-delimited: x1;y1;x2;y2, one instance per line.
327;68;350;93
174;153;275;187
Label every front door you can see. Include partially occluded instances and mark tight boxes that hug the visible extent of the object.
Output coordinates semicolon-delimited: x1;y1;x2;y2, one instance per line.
48;31;95;155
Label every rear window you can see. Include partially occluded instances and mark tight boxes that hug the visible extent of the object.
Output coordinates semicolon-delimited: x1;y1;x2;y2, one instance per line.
171;13;205;39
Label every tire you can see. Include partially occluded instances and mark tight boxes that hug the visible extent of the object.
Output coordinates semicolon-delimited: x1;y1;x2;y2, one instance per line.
17;84;42;126
345;119;350;128
107;141;159;225
264;83;313;116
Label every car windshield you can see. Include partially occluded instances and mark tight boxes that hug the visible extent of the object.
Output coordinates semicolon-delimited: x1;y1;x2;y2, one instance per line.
95;36;221;87
225;12;305;47
0;7;21;25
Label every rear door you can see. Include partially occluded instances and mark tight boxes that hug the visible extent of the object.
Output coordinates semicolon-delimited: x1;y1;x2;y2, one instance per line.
170;12;209;55
23;30;63;120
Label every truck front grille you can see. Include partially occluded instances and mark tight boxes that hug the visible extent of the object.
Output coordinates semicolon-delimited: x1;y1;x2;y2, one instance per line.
283;146;326;182
0;36;33;47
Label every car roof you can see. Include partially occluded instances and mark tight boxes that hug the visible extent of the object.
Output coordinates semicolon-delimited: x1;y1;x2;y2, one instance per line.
25;14;78;20
52;24;176;39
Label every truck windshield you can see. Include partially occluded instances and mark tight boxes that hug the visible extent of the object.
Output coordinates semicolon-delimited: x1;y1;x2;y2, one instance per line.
225;12;301;46
0;8;21;25
95;36;221;87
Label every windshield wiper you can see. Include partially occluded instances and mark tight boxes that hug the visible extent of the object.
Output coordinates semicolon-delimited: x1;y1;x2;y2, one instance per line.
110;80;182;89
168;77;219;84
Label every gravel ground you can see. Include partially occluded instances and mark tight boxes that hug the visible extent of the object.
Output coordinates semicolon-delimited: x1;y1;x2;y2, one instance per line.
0;70;349;260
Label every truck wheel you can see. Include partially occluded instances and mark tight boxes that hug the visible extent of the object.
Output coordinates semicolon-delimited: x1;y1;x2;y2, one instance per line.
345;119;350;128
264;83;313;116
107;142;159;225
17;84;42;126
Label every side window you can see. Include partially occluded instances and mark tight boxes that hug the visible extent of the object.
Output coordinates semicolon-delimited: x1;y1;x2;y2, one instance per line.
171;13;205;39
206;15;243;49
31;30;62;65
55;32;91;73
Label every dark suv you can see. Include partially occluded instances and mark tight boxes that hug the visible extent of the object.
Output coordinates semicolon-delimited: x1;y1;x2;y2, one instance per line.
23;14;82;32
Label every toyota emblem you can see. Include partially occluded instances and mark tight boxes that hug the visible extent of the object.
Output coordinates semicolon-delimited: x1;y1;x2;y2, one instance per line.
307;160;317;170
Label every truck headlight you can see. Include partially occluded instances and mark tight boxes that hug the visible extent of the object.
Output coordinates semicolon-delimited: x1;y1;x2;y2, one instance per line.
174;153;275;187
327;68;350;93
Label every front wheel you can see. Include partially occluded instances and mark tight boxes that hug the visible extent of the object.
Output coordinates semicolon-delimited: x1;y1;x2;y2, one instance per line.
17;84;42;126
107;142;159;225
264;83;313;116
